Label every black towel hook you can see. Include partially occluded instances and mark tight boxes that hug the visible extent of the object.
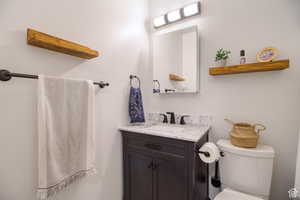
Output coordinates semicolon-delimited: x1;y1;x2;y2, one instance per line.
153;80;160;89
130;75;141;88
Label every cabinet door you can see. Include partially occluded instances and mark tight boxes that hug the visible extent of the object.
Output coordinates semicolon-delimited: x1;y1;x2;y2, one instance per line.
154;156;188;200
125;151;153;200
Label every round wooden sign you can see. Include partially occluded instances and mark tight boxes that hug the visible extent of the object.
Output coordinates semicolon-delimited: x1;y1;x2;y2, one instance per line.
257;47;278;62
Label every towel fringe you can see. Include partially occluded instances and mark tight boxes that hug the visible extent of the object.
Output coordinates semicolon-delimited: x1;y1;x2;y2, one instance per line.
37;168;97;200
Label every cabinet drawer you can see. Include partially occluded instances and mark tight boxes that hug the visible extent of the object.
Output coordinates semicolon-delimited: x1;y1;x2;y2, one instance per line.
124;132;186;157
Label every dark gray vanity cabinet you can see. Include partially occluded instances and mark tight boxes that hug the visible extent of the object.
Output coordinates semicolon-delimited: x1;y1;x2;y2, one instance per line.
121;131;209;200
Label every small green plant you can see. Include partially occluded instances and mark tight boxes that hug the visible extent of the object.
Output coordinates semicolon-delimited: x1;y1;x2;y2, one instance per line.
215;48;231;61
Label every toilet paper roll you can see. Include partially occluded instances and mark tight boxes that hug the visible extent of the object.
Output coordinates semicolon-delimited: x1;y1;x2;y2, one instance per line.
198;142;221;164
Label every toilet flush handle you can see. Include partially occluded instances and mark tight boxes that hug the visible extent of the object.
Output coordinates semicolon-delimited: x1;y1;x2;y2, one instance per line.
220;151;225;157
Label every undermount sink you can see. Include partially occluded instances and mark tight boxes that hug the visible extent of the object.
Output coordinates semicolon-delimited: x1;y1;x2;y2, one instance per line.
140;124;186;133
119;123;210;142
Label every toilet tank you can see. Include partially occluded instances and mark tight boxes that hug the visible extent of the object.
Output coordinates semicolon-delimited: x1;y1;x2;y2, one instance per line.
217;140;275;198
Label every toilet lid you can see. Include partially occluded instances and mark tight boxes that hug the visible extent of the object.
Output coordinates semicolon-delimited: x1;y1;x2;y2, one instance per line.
214;188;264;200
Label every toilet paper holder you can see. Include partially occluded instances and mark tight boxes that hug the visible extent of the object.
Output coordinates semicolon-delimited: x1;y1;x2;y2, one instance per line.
198;151;210;157
195;148;225;158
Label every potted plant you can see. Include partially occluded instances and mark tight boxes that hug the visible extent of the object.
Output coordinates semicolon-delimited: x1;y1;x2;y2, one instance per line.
215;48;231;66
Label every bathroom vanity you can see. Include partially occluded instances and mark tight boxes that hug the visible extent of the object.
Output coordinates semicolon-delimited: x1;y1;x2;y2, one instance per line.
120;124;210;200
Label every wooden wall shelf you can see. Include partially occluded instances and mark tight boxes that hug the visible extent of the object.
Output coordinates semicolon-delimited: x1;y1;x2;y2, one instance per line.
209;60;289;76
169;74;185;81
27;28;99;59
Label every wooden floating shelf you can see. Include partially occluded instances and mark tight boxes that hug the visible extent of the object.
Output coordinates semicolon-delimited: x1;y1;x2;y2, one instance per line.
27;28;99;59
169;74;185;81
209;59;289;76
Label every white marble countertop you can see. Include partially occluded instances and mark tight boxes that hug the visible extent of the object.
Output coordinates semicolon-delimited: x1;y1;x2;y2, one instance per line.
119;124;210;142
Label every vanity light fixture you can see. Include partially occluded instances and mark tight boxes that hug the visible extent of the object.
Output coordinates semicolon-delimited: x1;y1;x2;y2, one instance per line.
167;9;181;23
183;2;201;17
153;1;201;29
153;15;166;28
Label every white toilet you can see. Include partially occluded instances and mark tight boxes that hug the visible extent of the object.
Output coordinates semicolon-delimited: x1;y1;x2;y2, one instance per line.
214;139;275;200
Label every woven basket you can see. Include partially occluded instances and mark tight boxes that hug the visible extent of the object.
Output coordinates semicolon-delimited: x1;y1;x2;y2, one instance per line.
225;119;266;148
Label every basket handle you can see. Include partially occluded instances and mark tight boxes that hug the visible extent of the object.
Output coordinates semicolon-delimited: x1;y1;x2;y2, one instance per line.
253;124;266;134
224;119;235;125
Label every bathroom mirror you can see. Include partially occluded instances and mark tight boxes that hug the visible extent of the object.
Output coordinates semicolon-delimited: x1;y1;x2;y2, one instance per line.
152;26;199;94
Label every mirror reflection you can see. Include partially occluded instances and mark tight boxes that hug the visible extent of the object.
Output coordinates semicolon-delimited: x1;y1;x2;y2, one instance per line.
153;26;199;94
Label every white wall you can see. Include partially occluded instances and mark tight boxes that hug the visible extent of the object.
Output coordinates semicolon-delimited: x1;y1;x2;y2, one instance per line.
149;0;300;199
295;130;300;193
0;0;150;200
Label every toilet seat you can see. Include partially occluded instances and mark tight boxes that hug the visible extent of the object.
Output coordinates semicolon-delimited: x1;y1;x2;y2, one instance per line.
214;188;264;200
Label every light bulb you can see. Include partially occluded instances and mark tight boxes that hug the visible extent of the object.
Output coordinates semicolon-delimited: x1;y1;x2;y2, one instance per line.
153;16;166;28
183;2;200;17
167;10;181;22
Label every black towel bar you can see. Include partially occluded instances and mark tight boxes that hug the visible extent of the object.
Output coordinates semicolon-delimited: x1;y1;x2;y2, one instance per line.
0;69;109;88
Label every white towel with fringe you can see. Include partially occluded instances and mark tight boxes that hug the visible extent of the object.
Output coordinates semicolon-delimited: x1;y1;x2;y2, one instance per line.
37;75;96;200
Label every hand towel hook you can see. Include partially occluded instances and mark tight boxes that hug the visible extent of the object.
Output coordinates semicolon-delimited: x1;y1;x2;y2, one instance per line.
130;75;141;88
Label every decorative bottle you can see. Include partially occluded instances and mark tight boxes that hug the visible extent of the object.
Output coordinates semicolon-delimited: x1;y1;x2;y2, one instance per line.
240;50;246;64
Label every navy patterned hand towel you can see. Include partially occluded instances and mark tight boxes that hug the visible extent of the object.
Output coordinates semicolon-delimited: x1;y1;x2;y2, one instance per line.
129;87;145;123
